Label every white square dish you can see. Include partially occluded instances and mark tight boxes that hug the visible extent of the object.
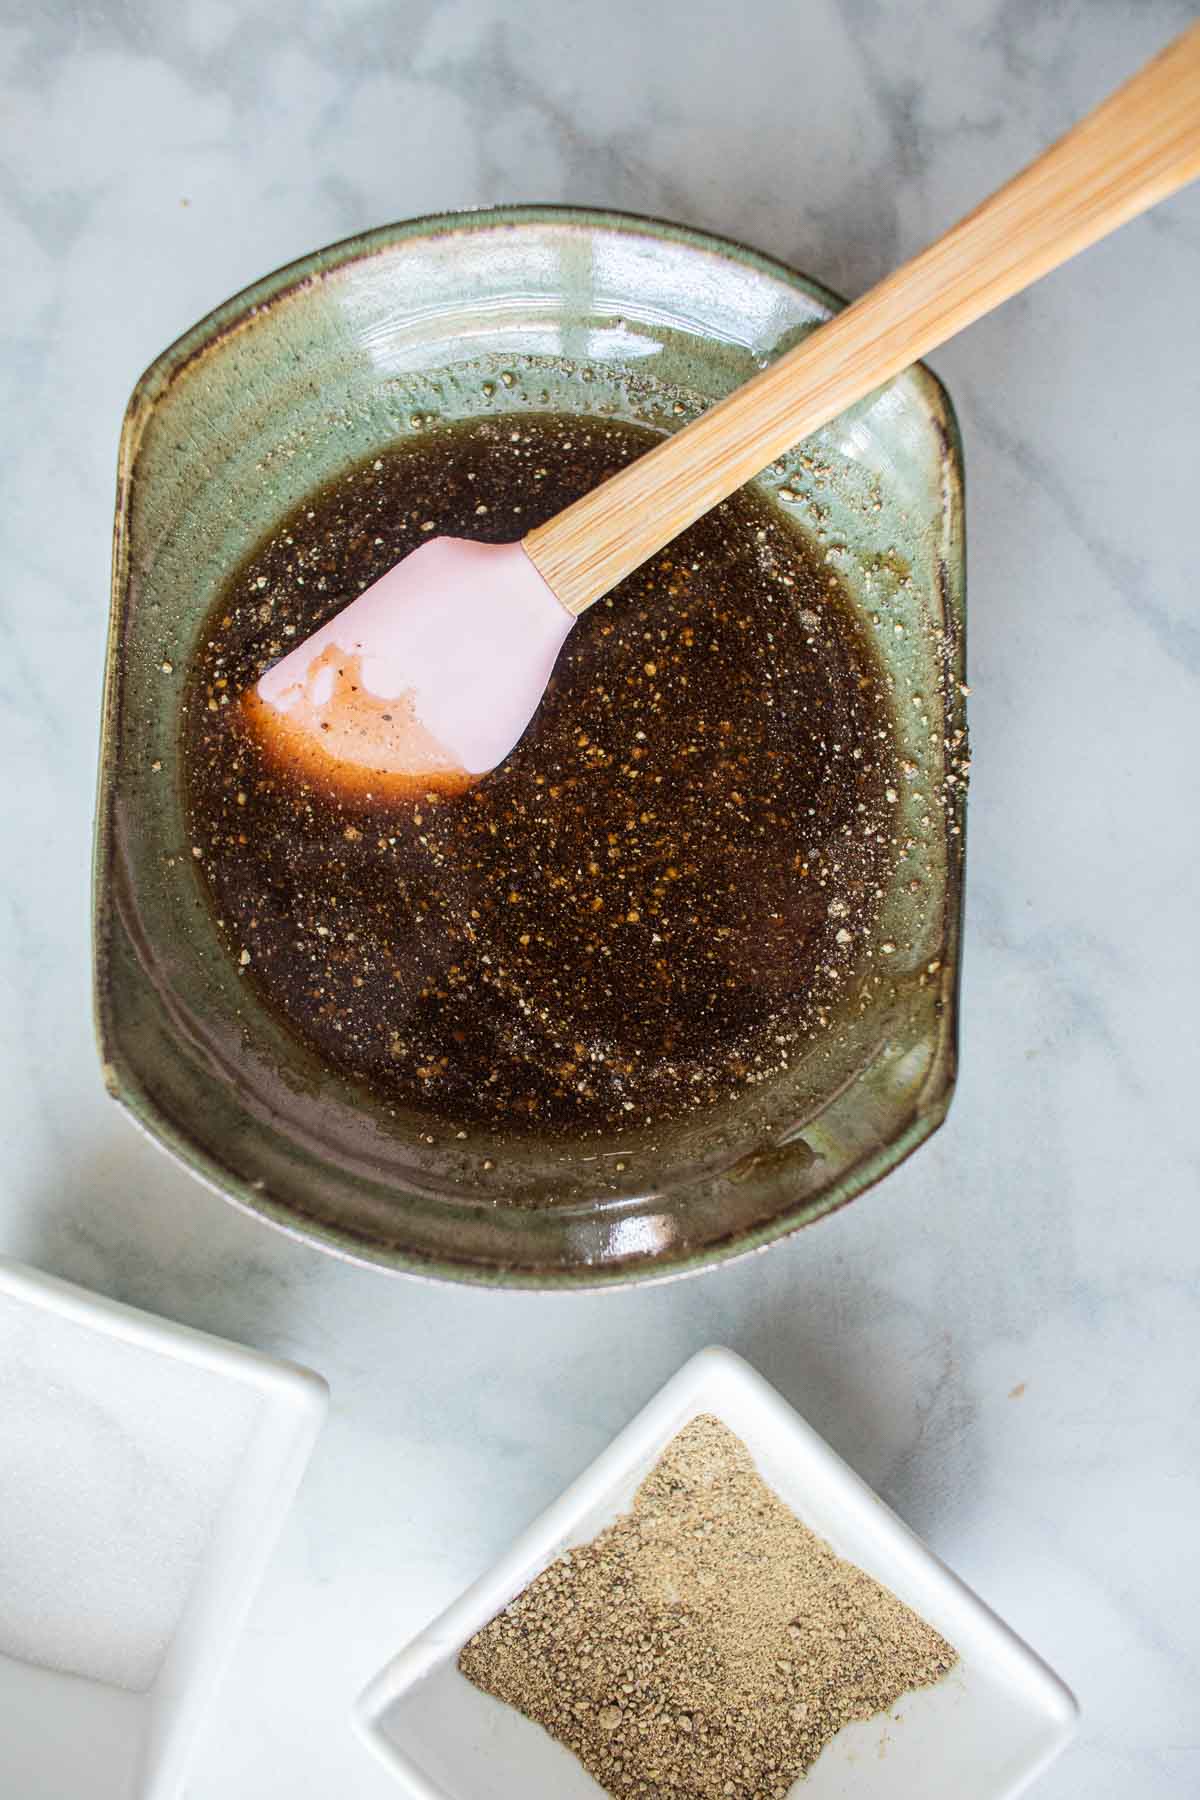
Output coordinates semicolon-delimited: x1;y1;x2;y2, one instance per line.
356;1345;1077;1800
0;1254;327;1800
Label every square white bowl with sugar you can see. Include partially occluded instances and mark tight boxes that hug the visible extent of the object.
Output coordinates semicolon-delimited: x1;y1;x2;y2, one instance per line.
0;1255;327;1800
357;1346;1077;1800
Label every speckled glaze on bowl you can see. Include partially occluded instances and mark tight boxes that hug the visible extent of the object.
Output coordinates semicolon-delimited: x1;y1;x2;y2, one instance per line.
94;206;965;1289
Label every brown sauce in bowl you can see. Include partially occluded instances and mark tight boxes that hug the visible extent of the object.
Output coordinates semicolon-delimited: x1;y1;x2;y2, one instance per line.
183;416;898;1138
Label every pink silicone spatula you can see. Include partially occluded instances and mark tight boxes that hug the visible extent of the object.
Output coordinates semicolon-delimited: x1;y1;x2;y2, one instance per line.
249;24;1200;793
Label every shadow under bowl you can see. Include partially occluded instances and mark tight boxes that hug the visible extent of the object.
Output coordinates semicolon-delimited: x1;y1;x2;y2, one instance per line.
94;206;966;1289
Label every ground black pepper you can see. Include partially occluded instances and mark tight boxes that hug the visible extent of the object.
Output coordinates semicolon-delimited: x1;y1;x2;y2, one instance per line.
459;1416;957;1798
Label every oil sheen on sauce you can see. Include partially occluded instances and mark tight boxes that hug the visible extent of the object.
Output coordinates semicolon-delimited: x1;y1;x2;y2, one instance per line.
183;416;899;1138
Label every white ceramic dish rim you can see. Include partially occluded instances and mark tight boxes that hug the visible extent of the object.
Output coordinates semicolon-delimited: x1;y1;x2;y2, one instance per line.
0;1253;328;1800
356;1344;1078;1800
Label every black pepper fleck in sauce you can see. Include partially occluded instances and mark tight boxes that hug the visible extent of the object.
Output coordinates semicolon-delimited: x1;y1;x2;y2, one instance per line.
183;416;898;1138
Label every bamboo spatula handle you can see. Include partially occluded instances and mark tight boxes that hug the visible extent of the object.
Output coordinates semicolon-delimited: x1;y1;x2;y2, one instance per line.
524;23;1200;617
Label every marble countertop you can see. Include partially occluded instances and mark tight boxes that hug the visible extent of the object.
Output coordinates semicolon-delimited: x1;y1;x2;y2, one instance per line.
3;2;1198;1794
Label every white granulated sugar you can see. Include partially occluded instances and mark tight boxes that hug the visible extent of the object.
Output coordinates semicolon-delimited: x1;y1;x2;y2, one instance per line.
0;1293;261;1692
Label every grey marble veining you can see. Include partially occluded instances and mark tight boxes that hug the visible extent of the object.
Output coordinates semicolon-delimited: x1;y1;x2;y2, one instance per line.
2;2;1198;1794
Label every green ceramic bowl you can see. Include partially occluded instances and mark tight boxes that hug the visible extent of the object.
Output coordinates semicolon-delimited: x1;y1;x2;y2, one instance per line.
95;206;965;1289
